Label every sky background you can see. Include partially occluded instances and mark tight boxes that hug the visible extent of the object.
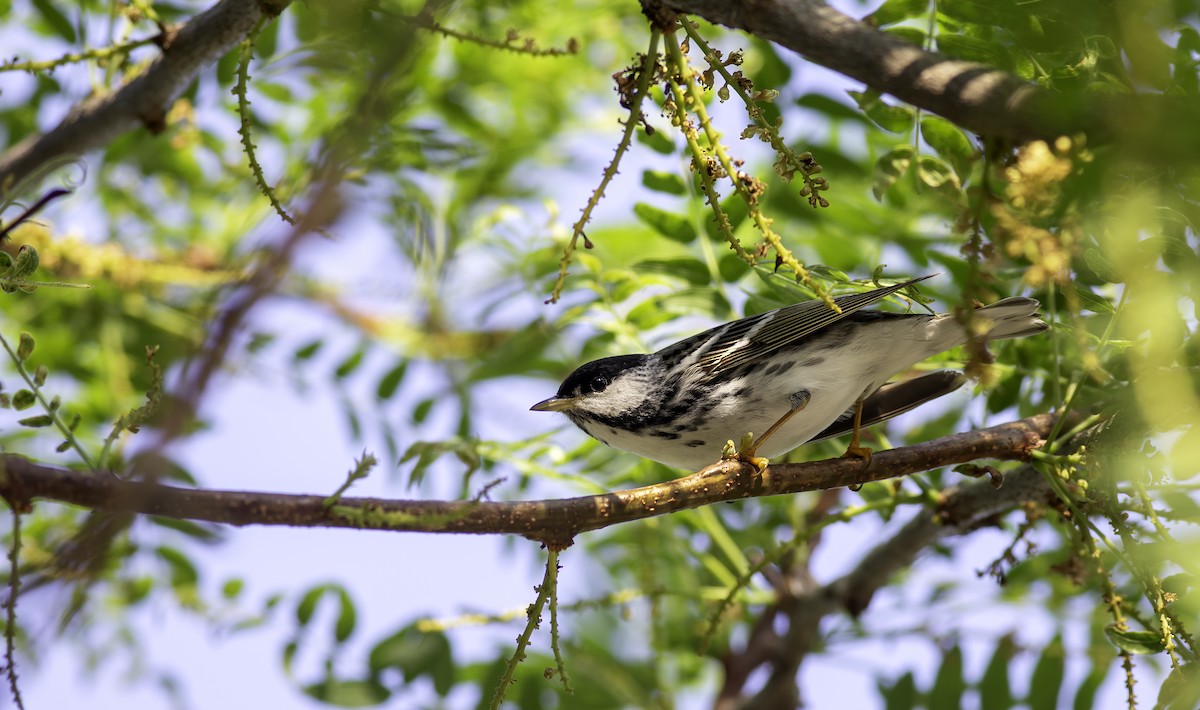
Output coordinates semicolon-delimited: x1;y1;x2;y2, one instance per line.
3;1;1168;708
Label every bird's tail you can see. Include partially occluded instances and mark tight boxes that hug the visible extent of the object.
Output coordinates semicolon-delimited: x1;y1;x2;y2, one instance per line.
976;297;1049;341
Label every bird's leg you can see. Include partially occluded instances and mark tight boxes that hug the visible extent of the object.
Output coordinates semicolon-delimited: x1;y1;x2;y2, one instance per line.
736;390;811;472
842;396;873;462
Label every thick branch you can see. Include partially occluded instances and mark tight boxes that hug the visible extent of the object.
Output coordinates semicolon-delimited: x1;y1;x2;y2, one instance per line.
657;0;1200;157
0;414;1055;548
0;0;291;198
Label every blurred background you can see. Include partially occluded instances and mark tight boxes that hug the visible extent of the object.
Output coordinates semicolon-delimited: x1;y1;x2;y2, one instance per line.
1;0;1198;708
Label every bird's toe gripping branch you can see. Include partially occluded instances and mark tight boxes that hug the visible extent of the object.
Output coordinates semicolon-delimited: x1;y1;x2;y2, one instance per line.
723;389;813;473
841;397;873;463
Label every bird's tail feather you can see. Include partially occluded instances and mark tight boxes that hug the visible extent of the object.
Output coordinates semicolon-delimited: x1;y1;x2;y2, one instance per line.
977;297;1048;341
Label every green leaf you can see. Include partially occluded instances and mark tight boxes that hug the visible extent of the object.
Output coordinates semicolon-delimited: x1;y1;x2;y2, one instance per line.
879;671;917;710
17;414;53;428
149;516;223;543
642;170;687;196
718;253;746;282
222;578;245;600
920;116;975;174
156;545;199;588
17;331;34;361
297;586;324;626
334;587;357;642
979;635;1015;710
848;90;915;133
928;645;965;710
872;146;914;200
282;640;299;676
31;0;76;42
294;339;323;362
633;203;697;243
937;35;1014;71
796;94;870;124
750;39;791;87
294;584;356;643
412;398;435;424
1157;662;1200;710
883;26;926;47
1027;636;1065;710
703;192;751;243
632;258;710;286
11;390;34;410
636;127;675;154
1084;248;1123;283
303;679;390;707
1104;626;1165;655
1072;665;1108;710
369;625;455;695
864;0;929;26
122;576;154;605
335;348;366;379
626;298;675;330
376;361;408;400
1069;284;1115;314
915;155;960;191
256;81;294;103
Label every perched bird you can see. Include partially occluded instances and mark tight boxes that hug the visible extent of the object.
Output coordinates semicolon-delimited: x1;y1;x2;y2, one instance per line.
532;276;1047;471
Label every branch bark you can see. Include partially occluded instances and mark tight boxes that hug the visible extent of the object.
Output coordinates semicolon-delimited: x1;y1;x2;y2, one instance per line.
655;0;1200;158
0;414;1055;548
0;0;291;199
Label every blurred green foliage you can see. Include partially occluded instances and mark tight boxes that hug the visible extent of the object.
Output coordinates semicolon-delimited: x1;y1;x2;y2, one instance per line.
1;0;1199;708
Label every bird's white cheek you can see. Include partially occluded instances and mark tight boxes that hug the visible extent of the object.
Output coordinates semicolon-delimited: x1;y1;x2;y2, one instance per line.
574;379;647;418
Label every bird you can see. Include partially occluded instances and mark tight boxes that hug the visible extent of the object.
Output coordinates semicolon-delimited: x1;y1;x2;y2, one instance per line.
531;275;1048;471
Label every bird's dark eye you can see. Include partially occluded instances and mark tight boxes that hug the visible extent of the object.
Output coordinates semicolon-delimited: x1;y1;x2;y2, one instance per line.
587;375;609;394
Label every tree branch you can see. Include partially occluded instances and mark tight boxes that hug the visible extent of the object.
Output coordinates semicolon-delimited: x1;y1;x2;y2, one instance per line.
0;414;1055;548
0;0;291;198
654;0;1200;158
742;464;1057;709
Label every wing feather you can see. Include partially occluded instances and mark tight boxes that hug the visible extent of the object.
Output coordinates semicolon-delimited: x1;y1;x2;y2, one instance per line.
673;275;934;380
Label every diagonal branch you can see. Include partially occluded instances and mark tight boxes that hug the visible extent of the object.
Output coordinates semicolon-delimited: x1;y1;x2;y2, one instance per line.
742;464;1057;709
0;0;292;198
0;414;1055;548
653;0;1200;158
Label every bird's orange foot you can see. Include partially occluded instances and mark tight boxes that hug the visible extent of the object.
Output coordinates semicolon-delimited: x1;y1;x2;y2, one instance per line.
723;435;770;474
842;444;873;464
741;454;771;474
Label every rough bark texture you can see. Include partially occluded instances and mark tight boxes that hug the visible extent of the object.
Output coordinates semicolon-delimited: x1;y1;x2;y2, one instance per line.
0;414;1056;548
655;0;1200;158
0;0;291;198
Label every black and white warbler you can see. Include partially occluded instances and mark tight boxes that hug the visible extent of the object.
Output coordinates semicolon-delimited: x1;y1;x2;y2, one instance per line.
532;276;1048;471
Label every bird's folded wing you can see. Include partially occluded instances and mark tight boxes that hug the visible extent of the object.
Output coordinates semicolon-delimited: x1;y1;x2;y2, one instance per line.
690;274;934;378
807;370;966;443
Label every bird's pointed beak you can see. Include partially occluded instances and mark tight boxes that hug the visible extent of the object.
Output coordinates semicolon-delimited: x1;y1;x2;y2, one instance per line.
531;396;576;412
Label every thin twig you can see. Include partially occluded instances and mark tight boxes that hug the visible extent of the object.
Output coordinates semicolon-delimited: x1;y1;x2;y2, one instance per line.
3;506;25;710
546;30;662;303
489;549;558;708
546;550;572;694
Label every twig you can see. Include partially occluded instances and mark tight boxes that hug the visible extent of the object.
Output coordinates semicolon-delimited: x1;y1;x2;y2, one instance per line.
489;549;558;708
546;30;662;303
648;0;1200;159
546;550;573;694
3;505;25;710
